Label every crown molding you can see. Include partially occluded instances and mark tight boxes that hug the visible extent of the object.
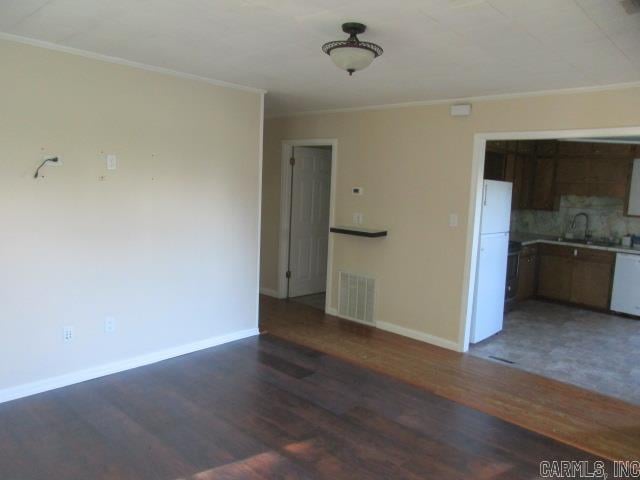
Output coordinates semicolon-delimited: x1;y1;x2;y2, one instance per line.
266;81;640;119
0;32;267;95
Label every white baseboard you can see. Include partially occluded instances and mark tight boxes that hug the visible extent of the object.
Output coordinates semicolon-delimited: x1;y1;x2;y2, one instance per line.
326;307;458;351
0;328;259;405
375;321;460;351
259;287;282;298
325;307;376;327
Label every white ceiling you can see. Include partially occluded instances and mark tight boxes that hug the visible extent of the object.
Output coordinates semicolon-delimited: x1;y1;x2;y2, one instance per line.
1;0;639;116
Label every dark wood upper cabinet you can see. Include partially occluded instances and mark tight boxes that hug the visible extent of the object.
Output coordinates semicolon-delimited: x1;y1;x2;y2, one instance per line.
556;157;588;184
510;154;525;209
588;181;628;199
555;181;590;198
518;158;535;209
503;152;517;182
486;140;506;153
591;143;634;157
484;141;538;209
557;141;593;157
555;156;589;199
555;154;631;200
484;151;507;180
530;157;556;210
517;141;534;154
485;140;634;211
589;157;630;184
535;141;557;157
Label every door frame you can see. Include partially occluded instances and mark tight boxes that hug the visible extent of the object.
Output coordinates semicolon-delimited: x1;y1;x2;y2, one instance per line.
278;139;338;312
461;126;640;353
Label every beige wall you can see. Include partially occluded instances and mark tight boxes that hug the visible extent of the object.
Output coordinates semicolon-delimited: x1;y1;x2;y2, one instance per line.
0;39;262;396
261;86;640;349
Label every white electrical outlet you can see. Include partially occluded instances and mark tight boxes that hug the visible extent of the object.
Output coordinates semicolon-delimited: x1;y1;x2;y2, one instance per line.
104;316;116;333
63;326;74;342
353;213;364;225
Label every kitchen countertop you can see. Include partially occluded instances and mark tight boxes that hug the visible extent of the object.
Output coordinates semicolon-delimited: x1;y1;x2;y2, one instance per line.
510;232;640;256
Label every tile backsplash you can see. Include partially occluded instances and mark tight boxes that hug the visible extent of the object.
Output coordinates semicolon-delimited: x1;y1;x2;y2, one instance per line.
511;195;640;241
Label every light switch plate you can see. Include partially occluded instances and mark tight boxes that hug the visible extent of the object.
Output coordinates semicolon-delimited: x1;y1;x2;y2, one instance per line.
449;213;459;227
104;316;116;333
106;154;117;170
352;187;364;195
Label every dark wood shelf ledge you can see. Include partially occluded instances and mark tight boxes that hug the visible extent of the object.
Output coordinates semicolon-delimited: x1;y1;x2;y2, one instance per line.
330;226;388;238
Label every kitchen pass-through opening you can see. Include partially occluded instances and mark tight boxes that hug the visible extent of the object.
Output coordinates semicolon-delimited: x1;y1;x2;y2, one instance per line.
465;131;640;406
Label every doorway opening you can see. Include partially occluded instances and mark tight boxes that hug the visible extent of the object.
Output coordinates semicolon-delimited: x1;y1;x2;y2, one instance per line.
278;140;337;312
462;127;640;405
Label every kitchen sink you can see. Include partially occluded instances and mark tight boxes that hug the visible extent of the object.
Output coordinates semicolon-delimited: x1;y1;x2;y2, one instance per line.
556;237;617;247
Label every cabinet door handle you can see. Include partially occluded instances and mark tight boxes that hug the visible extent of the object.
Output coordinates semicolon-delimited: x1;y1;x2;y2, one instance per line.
574;249;578;257
483;184;488;206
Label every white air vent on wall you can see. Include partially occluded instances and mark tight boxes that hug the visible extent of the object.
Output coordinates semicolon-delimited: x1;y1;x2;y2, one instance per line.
338;272;375;324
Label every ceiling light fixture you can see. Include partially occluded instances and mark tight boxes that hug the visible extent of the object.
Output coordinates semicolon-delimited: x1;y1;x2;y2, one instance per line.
322;23;383;76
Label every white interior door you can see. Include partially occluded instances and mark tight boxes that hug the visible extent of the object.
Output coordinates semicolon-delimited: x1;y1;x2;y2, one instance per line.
289;146;332;297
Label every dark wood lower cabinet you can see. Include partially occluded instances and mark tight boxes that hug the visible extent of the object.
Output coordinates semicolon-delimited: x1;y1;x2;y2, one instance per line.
516;246;537;301
570;260;613;309
537;254;573;301
536;244;615;310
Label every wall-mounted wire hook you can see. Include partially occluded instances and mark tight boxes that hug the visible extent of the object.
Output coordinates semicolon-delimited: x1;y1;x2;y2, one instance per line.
34;157;58;178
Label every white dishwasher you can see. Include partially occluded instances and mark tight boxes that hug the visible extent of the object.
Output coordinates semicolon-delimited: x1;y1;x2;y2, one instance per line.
611;253;640;316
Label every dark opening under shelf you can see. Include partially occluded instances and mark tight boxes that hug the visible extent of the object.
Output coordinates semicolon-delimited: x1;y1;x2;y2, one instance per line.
330;227;388;238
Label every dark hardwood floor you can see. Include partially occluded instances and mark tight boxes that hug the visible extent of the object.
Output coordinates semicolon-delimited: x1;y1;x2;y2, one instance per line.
260;295;640;461
0;333;612;479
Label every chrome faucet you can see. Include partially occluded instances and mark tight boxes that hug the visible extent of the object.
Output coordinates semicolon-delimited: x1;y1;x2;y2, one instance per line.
570;213;590;239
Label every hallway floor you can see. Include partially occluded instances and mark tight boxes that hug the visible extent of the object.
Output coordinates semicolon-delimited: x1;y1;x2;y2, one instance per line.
290;292;326;311
469;300;640;405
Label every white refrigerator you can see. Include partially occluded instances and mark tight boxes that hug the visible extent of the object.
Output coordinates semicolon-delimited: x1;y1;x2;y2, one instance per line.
470;180;513;344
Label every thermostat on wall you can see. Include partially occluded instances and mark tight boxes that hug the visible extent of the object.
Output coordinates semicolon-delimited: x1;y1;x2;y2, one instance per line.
352;187;364;195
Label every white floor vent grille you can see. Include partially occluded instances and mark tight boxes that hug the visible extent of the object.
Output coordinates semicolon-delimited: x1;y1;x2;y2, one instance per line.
338;272;375;324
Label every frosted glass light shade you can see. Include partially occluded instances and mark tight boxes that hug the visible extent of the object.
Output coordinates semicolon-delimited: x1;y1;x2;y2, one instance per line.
329;47;376;74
